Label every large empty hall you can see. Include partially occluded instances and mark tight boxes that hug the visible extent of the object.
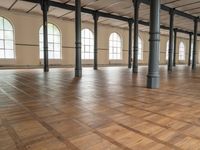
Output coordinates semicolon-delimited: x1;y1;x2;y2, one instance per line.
0;0;200;150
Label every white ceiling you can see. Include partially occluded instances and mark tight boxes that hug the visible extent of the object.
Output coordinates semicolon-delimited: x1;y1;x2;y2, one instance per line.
0;0;200;38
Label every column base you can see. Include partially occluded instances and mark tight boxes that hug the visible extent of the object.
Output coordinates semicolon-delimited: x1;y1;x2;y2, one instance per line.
192;63;196;70
147;75;160;89
128;64;132;69
75;69;82;77
133;67;138;73
94;67;98;70
44;67;49;72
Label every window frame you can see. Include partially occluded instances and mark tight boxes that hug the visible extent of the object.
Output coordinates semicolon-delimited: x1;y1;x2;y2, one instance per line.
39;23;62;60
178;41;185;61
0;16;15;59
81;28;94;60
109;32;122;60
138;36;143;60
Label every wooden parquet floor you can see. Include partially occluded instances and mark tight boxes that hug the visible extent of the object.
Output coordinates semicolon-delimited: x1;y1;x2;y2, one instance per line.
0;66;200;150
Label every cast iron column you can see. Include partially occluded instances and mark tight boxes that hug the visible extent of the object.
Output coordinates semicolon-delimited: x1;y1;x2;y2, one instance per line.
168;8;175;71
147;0;160;89
40;0;49;72
132;0;140;73
93;11;99;70
192;17;198;70
173;29;177;67
128;19;133;69
75;0;82;77
188;33;192;66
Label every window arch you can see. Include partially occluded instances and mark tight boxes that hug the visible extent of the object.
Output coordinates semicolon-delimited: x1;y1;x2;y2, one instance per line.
109;32;122;60
81;28;94;59
138;37;143;60
0;17;15;59
179;42;185;61
39;23;61;59
166;40;169;60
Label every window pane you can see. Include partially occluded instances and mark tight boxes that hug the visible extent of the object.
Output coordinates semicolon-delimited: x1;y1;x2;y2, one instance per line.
5;40;13;49
4;19;13;31
48;35;53;43
54;52;60;59
48;51;53;59
0;30;3;39
48;24;53;34
85;53;90;59
48;43;53;50
0;50;4;58
39;34;43;42
5;50;14;58
40;51;43;59
0;40;4;48
4;31;13;40
54;27;60;35
54;43;60;51
0;17;3;30
54;35;60;43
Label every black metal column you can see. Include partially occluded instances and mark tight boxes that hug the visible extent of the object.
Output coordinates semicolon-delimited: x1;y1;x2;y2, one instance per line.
93;11;99;70
168;9;174;71
128;19;133;69
192;17;198;70
40;0;49;72
147;0;160;89
188;33;192;66
173;29;177;67
75;0;82;77
132;0;140;73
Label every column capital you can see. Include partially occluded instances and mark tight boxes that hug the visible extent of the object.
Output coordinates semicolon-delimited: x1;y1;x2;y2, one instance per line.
189;32;193;36
128;18;133;25
93;11;99;21
132;0;141;7
169;8;175;16
194;16;200;23
173;28;177;32
40;0;49;11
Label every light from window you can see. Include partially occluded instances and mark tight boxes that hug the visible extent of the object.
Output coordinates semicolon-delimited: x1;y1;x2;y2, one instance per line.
166;40;169;60
0;17;15;59
190;43;193;60
109;32;122;60
39;23;61;59
138;37;143;60
179;42;185;61
81;29;94;59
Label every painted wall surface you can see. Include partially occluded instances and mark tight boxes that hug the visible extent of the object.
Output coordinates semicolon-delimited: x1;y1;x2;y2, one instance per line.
0;9;199;67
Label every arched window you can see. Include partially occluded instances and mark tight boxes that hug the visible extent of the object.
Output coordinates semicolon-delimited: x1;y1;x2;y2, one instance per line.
166;40;169;60
179;42;185;61
138;37;143;60
109;32;122;60
39;23;61;59
0;17;15;59
81;28;94;59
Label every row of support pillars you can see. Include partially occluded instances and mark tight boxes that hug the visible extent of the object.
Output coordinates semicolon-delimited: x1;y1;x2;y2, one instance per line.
40;0;199;89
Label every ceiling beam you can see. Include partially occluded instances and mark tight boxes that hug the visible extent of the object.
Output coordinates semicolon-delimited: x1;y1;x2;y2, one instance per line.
21;0;200;36
141;0;196;20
